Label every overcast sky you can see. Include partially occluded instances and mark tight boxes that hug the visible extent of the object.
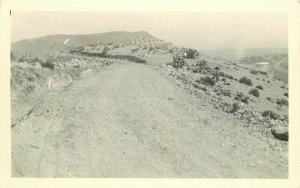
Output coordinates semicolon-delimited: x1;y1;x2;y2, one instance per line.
11;11;288;50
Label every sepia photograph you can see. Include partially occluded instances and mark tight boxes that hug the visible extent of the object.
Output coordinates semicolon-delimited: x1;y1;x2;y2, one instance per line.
10;11;289;178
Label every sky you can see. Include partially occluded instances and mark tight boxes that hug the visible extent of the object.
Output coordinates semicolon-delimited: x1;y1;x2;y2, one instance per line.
11;11;288;50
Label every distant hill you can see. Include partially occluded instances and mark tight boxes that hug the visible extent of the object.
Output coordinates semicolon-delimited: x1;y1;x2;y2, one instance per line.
11;31;159;59
199;48;288;61
240;53;288;68
239;53;288;83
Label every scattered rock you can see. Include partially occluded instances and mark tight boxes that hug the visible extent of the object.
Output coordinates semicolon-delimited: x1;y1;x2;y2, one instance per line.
271;126;288;141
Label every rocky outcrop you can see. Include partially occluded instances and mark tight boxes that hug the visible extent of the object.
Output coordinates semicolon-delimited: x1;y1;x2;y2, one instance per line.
271;126;288;141
47;72;73;90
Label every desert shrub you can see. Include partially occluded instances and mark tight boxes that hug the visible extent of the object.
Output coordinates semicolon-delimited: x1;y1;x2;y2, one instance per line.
196;59;208;68
218;89;231;97
76;46;84;52
102;46;110;55
282;115;289;122
185;48;198;59
284;92;288;97
249;88;260;97
256;85;263;90
241;96;250;103
235;92;250;104
231;103;240;113
221;73;227;78
267;97;272;101
131;48;139;52
192;60;212;74
40;61;55;71
259;71;268;76
213;76;220;82
18;55;31;62
198;76;216;86
262;110;280;120
193;83;207;91
239;76;253;86
119;55;146;63
250;70;268;76
225;74;234;80
214;67;220;70
221;78;226;82
276;99;288;106
212;71;226;78
172;55;186;68
236;92;244;98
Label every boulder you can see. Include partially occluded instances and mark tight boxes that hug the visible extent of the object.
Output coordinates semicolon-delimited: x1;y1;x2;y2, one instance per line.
47;73;72;90
271;126;288;141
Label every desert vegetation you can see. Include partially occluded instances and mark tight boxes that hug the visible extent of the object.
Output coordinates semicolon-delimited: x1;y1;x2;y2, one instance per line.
41;59;55;71
249;88;260;97
172;55;186;68
256;85;263;90
235;92;250;104
276;99;288;106
262;110;280;120
231;103;240;113
185;48;199;59
250;70;268;76
190;60;212;74
197;76;216;86
239;76;253;86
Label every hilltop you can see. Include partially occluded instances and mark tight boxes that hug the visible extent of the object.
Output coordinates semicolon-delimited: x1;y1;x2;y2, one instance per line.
11;31;161;59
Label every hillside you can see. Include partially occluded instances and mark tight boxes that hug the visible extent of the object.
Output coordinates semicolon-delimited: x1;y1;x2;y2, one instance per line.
11;31;160;59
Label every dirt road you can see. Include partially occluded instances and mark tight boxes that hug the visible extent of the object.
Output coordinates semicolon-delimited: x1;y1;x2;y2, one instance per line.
11;62;287;178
